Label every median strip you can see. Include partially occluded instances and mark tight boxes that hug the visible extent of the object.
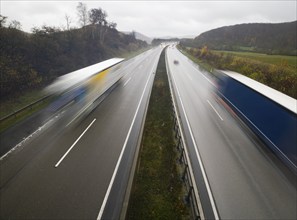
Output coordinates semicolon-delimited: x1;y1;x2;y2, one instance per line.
126;49;190;219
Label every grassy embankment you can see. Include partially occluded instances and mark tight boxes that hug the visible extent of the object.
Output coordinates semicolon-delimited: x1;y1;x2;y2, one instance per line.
0;89;52;133
179;45;297;99
126;49;190;219
0;47;151;133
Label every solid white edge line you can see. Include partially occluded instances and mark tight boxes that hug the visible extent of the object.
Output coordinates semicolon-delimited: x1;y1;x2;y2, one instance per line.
54;118;96;168
0;117;53;161
207;100;224;121
170;50;219;220
96;55;159;220
0;110;67;161
123;77;131;87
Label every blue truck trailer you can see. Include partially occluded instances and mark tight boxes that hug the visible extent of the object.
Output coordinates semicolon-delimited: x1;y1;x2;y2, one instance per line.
217;70;297;174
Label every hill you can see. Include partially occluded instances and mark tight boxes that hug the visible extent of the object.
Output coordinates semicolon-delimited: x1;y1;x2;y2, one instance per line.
122;31;152;44
134;32;152;44
0;25;147;100
181;21;297;55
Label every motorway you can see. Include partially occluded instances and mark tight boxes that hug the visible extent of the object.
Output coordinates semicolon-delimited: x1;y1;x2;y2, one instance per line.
1;45;296;220
0;47;163;219
166;47;296;219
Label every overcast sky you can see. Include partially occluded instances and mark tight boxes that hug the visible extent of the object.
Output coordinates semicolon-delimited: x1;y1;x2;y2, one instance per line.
1;1;296;38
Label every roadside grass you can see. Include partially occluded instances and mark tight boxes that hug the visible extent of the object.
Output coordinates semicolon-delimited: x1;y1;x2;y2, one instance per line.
0;99;51;134
126;49;190;219
0;88;53;133
213;50;297;70
179;47;213;72
0;88;47;119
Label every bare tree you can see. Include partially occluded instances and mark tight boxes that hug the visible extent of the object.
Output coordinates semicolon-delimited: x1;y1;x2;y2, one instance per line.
65;14;72;31
76;2;88;27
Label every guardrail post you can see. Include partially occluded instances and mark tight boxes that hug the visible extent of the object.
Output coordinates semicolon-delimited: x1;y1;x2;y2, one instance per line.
182;164;188;181
171;112;175;120
176;136;181;151
173;116;177;128
175;127;179;139
179;148;184;164
185;186;193;204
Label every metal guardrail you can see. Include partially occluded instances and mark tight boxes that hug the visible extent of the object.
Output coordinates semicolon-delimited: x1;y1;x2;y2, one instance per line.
173;114;201;220
0;95;51;123
165;52;203;220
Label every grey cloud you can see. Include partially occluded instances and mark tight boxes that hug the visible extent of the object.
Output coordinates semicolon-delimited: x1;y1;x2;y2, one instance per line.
1;1;296;37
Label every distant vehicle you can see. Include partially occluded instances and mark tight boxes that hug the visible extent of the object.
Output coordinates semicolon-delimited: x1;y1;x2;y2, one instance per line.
174;60;179;65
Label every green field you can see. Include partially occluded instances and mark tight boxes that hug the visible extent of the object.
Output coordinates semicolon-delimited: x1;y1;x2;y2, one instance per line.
214;50;297;70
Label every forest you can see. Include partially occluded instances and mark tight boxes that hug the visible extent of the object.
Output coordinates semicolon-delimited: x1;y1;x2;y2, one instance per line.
181;21;297;55
0;3;147;101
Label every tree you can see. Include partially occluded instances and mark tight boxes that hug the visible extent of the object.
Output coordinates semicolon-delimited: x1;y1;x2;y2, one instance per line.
76;2;88;27
65;14;72;31
0;8;148;101
88;8;108;42
200;45;208;58
31;25;61;35
0;14;8;28
9;20;22;30
108;21;117;30
131;31;136;39
88;8;107;25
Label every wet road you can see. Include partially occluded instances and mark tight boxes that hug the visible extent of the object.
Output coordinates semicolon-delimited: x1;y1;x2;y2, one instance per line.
0;47;163;219
166;46;296;220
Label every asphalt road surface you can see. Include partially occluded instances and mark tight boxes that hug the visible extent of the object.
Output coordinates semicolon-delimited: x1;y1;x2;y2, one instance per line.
0;47;163;219
166;46;296;219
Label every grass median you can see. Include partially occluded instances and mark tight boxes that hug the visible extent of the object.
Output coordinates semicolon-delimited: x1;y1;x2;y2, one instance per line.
126;49;190;219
